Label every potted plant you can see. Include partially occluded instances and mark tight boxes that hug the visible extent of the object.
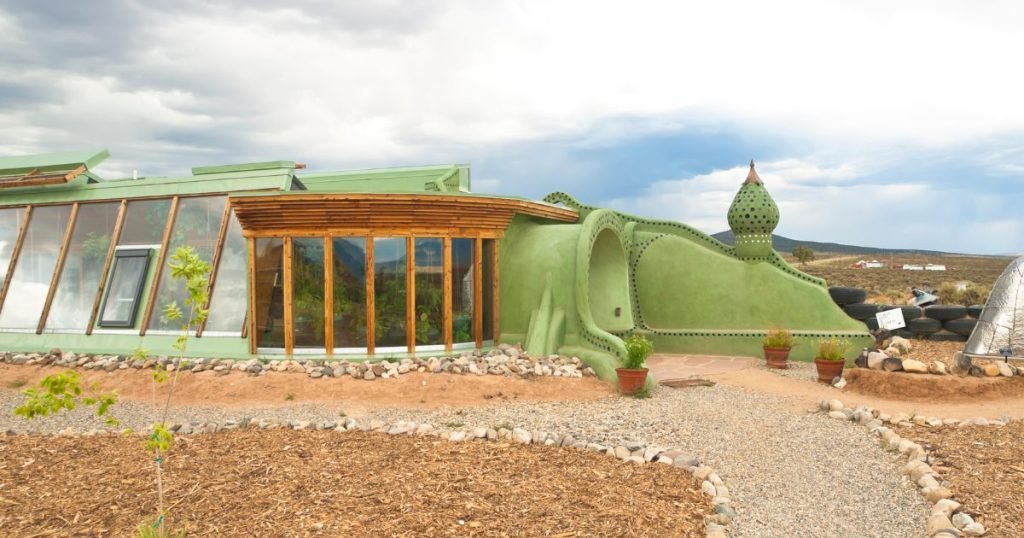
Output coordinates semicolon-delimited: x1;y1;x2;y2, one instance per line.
617;335;653;395
762;328;794;369
814;337;850;384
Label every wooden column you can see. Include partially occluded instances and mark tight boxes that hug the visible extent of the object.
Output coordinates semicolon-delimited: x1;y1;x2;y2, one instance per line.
365;238;375;356
196;201;233;337
140;196;180;336
37;202;79;333
283;236;294;355
324;236;334;356
0;205;33;315
442;237;452;352
405;236;416;353
492;240;500;344
86;200;127;335
474;237;483;348
247;236;257;354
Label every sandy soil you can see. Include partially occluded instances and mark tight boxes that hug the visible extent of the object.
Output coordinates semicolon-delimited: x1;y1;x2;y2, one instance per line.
0;364;614;414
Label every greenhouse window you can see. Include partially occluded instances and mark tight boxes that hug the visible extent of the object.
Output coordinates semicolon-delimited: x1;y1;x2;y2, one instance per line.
98;249;151;327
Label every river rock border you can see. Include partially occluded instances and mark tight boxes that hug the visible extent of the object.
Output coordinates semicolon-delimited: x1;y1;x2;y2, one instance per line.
0;345;597;380
10;418;734;538
854;336;1023;379
818;399;1006;537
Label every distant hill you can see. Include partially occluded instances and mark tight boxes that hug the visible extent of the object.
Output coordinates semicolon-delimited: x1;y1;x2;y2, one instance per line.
711;231;951;256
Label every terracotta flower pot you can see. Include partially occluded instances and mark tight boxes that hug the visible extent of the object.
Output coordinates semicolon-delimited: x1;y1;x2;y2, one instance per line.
763;347;791;369
616;367;649;395
814;358;845;384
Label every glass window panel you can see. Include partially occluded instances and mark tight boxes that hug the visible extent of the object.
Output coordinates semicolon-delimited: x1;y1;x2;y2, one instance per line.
292;237;325;349
254;238;284;348
374;238;406;348
205;212;247;333
414;238;443;346
0;205;73;328
119;199;172;246
482;239;495;341
332;238;367;348
452;238;475;344
47;202;120;331
0;207;26;288
148;196;226;331
99;250;150;327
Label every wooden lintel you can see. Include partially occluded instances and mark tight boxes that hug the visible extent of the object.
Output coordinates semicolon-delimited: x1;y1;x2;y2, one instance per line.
86;200;128;336
0;205;33;316
37;202;79;334
196;200;233;337
139;196;179;336
442;237;452;353
283;237;294;355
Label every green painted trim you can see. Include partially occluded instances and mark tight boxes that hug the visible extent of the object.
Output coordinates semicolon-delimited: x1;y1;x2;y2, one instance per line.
191;161;297;175
0;149;109;175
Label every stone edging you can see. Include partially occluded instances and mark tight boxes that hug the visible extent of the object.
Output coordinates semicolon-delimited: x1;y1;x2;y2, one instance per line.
818;399;1001;537
0;345;597;380
9;418;735;538
855;336;1022;378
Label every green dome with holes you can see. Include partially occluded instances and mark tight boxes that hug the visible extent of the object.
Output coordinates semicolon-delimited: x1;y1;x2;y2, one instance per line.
728;161;778;258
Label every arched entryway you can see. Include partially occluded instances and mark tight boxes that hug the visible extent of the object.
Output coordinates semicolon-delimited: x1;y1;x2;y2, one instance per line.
588;228;634;332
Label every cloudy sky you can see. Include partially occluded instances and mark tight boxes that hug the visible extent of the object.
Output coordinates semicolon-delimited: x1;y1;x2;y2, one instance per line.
0;1;1021;254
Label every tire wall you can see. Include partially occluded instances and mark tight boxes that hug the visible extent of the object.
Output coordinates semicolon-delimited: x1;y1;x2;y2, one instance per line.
828;286;979;342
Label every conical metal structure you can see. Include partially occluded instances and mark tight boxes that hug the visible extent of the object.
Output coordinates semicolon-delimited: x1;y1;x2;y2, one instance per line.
965;255;1024;358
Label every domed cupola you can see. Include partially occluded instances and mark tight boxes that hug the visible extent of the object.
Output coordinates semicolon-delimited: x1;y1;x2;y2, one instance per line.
727;161;779;259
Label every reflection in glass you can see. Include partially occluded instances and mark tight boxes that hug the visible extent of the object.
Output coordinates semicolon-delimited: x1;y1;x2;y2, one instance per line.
0;207;26;288
148;196;226;331
205;213;247;333
332;238;366;348
0;205;72;328
483;239;495;341
452;239;475;343
119;199;172;246
254;238;284;348
292;237;325;349
414;238;443;346
99;250;151;327
47;202;120;331
374;238;406;348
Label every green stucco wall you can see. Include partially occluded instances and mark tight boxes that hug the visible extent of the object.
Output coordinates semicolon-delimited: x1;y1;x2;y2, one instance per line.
589;228;634;332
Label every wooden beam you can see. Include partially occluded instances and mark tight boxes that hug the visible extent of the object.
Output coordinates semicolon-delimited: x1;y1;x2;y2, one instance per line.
0;205;33;316
442;237;452;353
365;238;375;356
242;227;505;239
474;237;483;349
63;164;87;181
86;200;127;336
139;196;179;336
406;236;415;353
324;236;334;356
15;168;39;181
491;240;500;344
196;200;233;337
247;237;257;354
36;202;79;333
283;237;294;355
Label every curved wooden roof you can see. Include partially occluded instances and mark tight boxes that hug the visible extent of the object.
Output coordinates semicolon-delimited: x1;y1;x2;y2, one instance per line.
230;193;578;237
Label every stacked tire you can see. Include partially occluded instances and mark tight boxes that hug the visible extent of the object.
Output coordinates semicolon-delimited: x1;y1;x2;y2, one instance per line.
923;305;973;342
828;285;981;341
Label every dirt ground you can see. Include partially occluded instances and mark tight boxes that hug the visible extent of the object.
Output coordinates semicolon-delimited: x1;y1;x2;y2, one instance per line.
914;422;1024;538
0;430;709;537
0;364;613;414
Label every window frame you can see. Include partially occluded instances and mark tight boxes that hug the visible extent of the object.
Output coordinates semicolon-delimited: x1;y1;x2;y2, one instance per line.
98;248;152;328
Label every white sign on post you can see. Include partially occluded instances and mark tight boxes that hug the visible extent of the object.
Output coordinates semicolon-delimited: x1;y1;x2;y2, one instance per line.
876;308;906;331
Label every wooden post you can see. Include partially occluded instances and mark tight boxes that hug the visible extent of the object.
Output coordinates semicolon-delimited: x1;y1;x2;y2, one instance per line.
365;238;375;356
196;200;233;337
406;236;415;353
0;205;33;316
474;237;483;348
492;240;500;344
442;237;452;352
247;236;257;354
140;196;180;336
283;236;294;355
37;202;79;333
324;236;334;356
86;200;127;335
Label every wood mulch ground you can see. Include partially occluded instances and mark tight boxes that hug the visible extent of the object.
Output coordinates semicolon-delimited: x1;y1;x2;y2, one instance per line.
0;430;710;537
913;422;1024;538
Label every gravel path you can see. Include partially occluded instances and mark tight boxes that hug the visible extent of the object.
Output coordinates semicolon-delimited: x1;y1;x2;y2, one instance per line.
0;382;929;537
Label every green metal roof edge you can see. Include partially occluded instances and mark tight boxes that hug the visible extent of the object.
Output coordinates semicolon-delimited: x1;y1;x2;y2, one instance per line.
299;163;468;179
0;149;109;175
191;160;297;176
225;189;543;204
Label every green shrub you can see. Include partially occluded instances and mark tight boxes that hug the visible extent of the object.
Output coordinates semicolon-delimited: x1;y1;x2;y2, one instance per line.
622;335;654;369
815;337;850;361
936;281;990;306
762;328;794;348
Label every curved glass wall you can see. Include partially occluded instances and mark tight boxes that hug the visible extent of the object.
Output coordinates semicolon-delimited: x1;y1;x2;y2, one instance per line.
374;237;407;349
46;202;121;331
451;238;475;344
332;238;367;348
414;238;443;346
0;205;72;329
204;212;247;333
292;237;326;349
